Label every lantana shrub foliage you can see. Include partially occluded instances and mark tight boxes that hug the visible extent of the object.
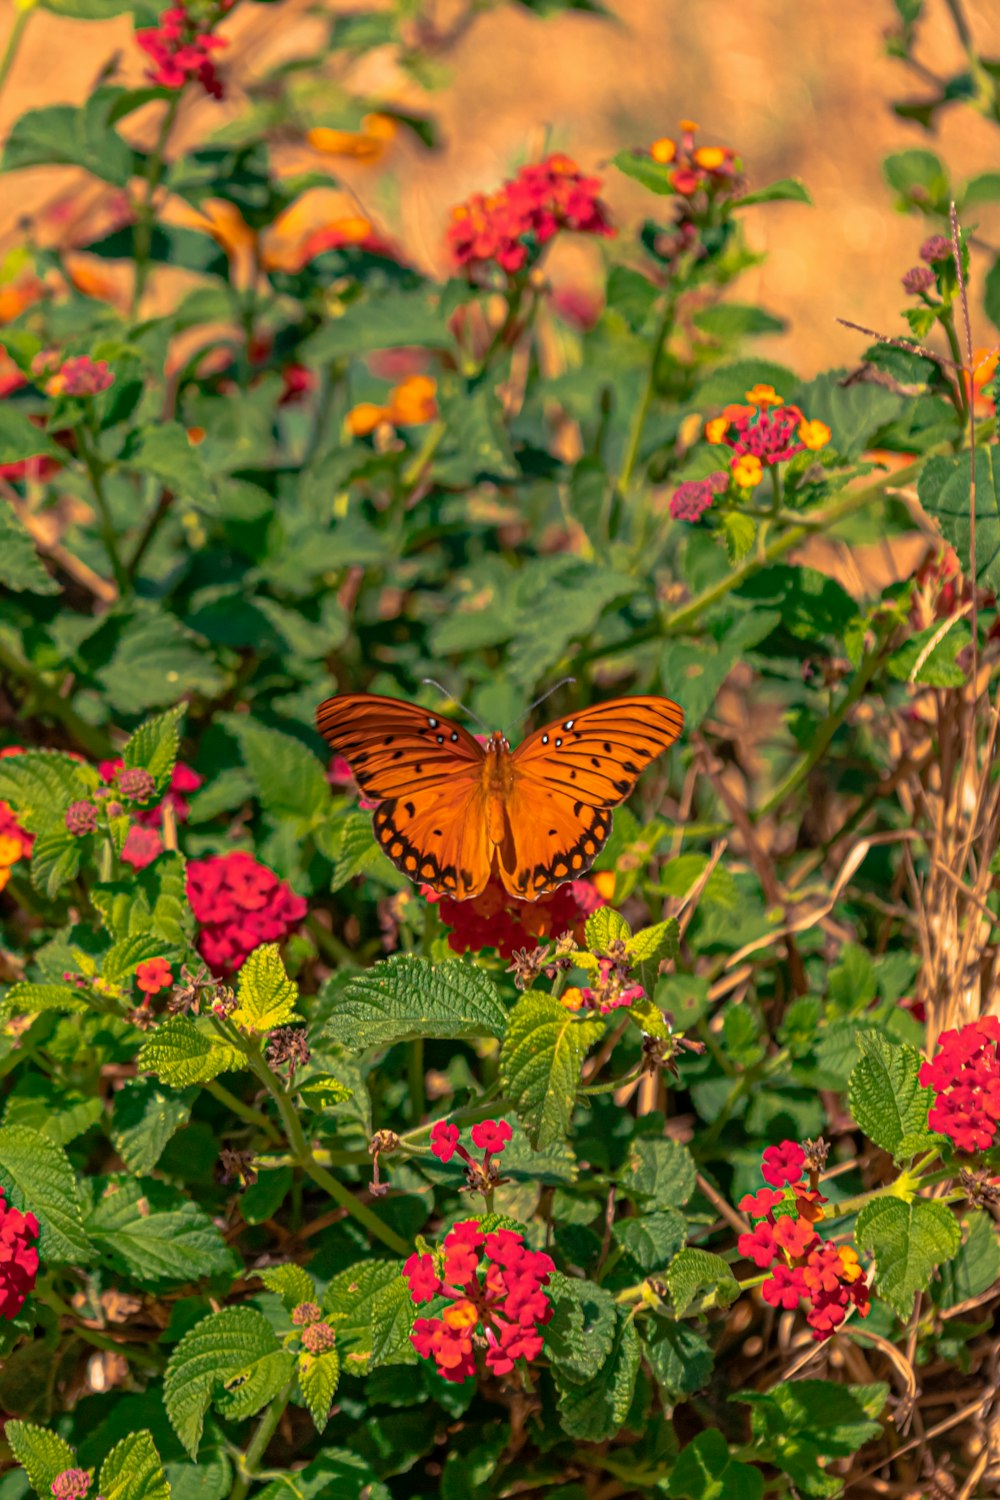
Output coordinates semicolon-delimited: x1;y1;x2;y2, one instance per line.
0;0;999;1494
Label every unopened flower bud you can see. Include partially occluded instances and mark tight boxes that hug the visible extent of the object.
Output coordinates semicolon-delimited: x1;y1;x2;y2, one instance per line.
65;800;98;836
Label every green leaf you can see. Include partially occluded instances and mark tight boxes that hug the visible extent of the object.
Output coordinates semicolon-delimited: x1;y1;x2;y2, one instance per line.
555;1310;640;1441
543;1274;617;1383
625;918;679;966
0;407;63;466
88;1176;233;1287
323;1260;407;1375
99;1431;170;1500
585;906;631;950
666;1248;740;1316
98;613;224;715
230;944;300;1034
255;1451;381;1500
298;1345;340;1432
499;991;603;1149
2;982;88;1017
0;749;98;828
0;504;58;595
738;1379;887;1490
111;1078;193;1174
887;618;970;687
937;1211;1000;1307
30;823;83;899
669;1429;764;1500
164;1306;284;1457
103;932;176;983
620;1137;696;1209
296;1073;353;1110
734;176;812;207
225;717;330;828
1;98;136;185
695;359;798;405
122;707;184;795
883;147;949;210
693;304;785;340
856;1197;962;1318
662;612;780;733
505;565;638;688
611;1210;686;1273
326;956;508;1051
612;149;672;194
128;423;216;509
642;1317;714;1397
848;1033;933;1159
138;1015;245;1087
259;1263;316;1314
369;1274;418;1369
721;510;757;564
306;290;450;361
918;446;1000;593
0;1124;92;1264
794;370;906;459
5;1421;79;1499
321;809;388;891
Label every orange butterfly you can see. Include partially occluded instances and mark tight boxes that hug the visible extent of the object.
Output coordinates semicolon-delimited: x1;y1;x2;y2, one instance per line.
315;692;683;902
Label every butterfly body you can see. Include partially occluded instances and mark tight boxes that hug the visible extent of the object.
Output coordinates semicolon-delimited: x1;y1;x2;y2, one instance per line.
317;692;683;902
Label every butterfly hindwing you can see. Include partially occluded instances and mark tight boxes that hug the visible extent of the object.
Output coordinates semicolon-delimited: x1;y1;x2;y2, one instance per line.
372;783;492;898
511;695;684;809
495;783;612;899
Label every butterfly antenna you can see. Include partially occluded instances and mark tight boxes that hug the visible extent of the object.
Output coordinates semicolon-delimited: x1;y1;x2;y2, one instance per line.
523;678;577;720
421;678;489;731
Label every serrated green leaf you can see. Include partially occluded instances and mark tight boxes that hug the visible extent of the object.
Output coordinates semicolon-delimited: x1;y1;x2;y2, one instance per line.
323;1260;405;1375
620;1137;696;1209
138;1015;244;1087
259;1263;316;1314
0;504;58;595
643;1317;714;1397
88;1176;233;1287
555;1311;639;1441
3;1076;101;1146
937;1211;1000;1307
164;1306;284;1457
129;423;216;509
0;750;99;829
585;907;631;950
216;1347;296;1421
1;97;137;184
224;717;330;827
369;1274;417;1369
721;510;757;564
298;1345;340;1432
99;1431;170;1500
30;823;83;898
327;956;507;1051
103;933;176;983
0;1124;92;1264
254;1451;381;1500
499;992;603;1150
320;809;386;891
856;1197;962;1318
543;1274;617;1383
848;1033;932;1159
122;707;185;795
306;289;450;361
917;446;1000;592
612;1210;686;1273
111;1078;193;1174
667;1248;740;1316
2;982;89;1017
669;1429;764;1500
625;918;679;966
734;176;812;207
296;1073;352;1110
98;613;224;715
230;944;299;1034
5;1421;79;1499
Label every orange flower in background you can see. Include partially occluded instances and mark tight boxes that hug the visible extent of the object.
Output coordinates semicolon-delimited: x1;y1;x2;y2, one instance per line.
0;277;43;325
345;402;389;438
645;120;739;199
0;748;32;894
650;137;676;163
965;346;1000;414
347;377;438;436
307;113;397;162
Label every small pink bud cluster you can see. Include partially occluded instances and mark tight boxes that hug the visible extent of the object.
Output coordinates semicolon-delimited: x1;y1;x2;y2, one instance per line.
736;1141;869;1340
404;1221;554;1382
579;950;645;1015
51;1472;93;1500
32;351;114;398
919;1016;1000;1154
668;471;727;522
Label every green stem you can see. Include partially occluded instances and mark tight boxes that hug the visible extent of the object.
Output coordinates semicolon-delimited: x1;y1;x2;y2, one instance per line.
131;95;181;320
401;420;446;489
205;1079;282;1144
617;301;673;497
126;486;173;581
227;1380;294;1500
0;637;113;756
0;7;31;103
77;429;128;594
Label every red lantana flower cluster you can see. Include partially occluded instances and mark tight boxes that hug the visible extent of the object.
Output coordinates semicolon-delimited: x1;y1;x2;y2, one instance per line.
919;1016;1000;1153
135;957;173;996
448;153;613;277
705;384;831;491
136;4;229;97
429;1118;513;1196
737;1141;870;1340
31;351;114;398
404;1221;554;1382
96;759;203;870
187;851;307;974
0;748;32;893
424;875;604;960
0;1185;40;1320
649;119;741;199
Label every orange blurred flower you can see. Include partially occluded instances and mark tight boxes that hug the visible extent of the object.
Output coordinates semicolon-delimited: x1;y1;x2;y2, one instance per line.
650;137;676;164
798;418;831;450
731;453;763;488
307;113;397;163
387;375;437;426
345;402;388;438
745;384;783;408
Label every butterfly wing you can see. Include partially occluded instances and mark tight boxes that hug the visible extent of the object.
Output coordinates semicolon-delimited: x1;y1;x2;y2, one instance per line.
315;693;491;897
498;695;684;899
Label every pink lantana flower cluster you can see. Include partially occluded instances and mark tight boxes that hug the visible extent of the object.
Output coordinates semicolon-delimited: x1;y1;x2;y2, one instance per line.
737;1141;870;1341
187;851;307;973
0;1185;39;1320
137;3;229;97
448;154;613;277
668;471;727;522
31;351;114;398
703;384;831;493
404;1221;554;1382
97;758;203;870
920;1016;1000;1154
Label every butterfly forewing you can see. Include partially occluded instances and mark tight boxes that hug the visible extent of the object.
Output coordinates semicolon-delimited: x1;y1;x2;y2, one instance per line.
511;695;684;808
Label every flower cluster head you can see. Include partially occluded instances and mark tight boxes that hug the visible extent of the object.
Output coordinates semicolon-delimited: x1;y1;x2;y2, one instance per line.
448;153;613;278
50;1473;93;1500
31;350;114;398
919;1016;1000;1154
136;4;228;97
902;264;935;296
186;851;307;974
346;375;438;438
574;944;645;1016
649;120;741;199
430;1117;513;1197
425;875;605;961
706;385;831;488
736;1139;869;1340
95;759;203;870
65;800;99;837
135;957;173;996
404;1221;554;1382
0;1184;39;1320
669;470;727;523
0;750;32;892
266;1025;311;1082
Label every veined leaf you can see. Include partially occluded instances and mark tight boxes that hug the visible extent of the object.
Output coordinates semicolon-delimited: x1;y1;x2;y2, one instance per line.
99;1431;170;1500
499;992;603;1149
326;956;507;1051
856;1197;962;1318
164;1306;285;1457
138;1015;244;1087
231;944;300;1034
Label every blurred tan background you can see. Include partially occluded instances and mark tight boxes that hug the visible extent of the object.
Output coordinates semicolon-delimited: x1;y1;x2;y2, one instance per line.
1;0;999;371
